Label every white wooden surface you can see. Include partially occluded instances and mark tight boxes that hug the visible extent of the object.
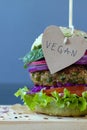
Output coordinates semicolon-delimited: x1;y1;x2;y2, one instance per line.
0;104;87;130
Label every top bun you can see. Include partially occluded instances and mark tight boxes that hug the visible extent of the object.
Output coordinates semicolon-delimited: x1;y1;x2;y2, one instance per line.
31;27;87;50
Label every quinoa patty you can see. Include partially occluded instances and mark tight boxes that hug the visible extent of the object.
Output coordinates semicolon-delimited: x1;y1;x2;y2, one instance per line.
30;65;87;86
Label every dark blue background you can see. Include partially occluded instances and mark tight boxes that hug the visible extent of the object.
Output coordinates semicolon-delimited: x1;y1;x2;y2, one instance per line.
0;0;87;104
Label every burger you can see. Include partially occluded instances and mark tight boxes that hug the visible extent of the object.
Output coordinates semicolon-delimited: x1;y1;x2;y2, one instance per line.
15;26;87;116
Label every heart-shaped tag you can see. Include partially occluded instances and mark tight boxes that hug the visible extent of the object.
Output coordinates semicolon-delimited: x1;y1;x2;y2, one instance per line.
42;25;87;74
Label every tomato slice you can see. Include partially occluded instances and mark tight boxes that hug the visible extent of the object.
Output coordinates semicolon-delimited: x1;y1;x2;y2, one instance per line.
43;86;87;96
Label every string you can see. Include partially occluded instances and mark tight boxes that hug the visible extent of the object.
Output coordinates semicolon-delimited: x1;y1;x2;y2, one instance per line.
69;0;74;34
64;0;74;44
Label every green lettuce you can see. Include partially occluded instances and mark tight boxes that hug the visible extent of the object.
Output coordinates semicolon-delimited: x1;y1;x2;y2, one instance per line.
22;45;44;68
15;87;87;112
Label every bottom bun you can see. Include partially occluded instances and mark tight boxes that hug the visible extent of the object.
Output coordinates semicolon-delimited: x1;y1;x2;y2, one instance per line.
34;104;87;117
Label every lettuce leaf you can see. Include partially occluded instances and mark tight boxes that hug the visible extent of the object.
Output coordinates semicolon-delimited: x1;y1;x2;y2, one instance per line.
15;87;87;112
14;86;29;101
22;45;44;68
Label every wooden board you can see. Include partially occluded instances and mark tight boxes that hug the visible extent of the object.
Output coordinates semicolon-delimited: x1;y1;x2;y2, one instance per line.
0;104;87;130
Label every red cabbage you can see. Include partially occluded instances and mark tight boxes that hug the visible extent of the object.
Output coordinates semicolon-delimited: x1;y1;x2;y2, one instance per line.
75;55;87;65
28;64;48;72
28;53;87;73
26;84;87;94
26;85;46;94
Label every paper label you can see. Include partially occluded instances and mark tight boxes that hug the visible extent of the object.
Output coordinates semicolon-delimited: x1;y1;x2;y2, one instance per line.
42;25;86;74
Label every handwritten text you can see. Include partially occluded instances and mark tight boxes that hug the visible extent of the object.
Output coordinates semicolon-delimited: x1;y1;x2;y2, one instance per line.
46;41;77;57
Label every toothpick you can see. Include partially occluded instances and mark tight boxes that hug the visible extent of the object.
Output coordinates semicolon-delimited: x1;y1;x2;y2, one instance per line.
69;0;74;34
